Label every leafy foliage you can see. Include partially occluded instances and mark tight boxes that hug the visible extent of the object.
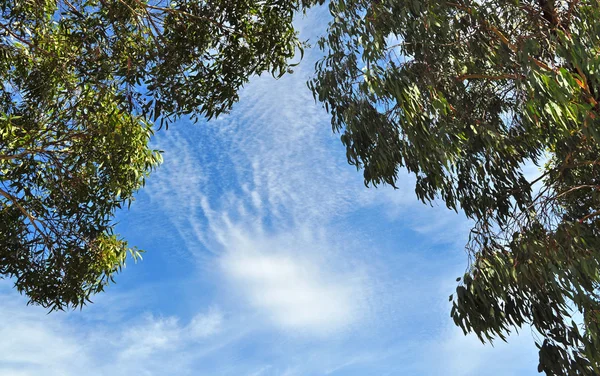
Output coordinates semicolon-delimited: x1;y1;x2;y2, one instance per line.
310;0;600;373
0;0;315;310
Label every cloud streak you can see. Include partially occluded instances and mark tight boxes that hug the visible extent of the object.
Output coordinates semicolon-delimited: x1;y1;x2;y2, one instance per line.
0;284;225;376
143;11;382;335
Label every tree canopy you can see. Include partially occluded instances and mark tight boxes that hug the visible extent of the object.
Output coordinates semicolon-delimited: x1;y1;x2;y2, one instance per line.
0;0;316;310
310;0;600;373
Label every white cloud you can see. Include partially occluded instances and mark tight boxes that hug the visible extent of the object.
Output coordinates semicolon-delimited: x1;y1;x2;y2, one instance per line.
146;124;373;334
119;315;182;360
424;323;539;375
218;227;367;334
0;270;540;376
140;7;483;344
117;308;223;361
144;30;378;336
189;308;223;338
0;286;226;376
0;308;88;375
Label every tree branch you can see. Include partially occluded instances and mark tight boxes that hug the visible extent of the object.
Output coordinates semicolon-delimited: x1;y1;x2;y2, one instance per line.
0;188;53;252
457;73;524;81
579;209;600;223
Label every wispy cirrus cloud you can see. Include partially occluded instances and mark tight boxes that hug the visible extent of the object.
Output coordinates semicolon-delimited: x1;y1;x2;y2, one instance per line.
143;28;475;338
146;121;373;335
0;283;226;376
143;15;380;334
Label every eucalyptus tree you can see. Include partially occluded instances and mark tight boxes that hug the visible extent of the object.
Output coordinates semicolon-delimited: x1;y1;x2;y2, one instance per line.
310;0;600;373
0;0;316;310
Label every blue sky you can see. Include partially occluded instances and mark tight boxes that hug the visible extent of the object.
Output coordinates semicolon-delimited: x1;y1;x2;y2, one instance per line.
1;6;542;376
